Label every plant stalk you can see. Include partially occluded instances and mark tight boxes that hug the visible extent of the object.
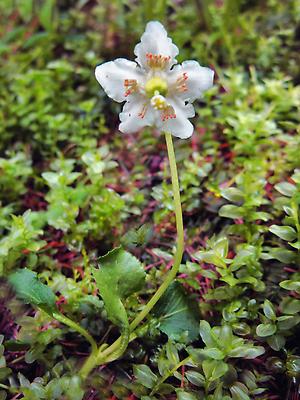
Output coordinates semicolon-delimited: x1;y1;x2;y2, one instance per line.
53;312;98;355
79;131;184;378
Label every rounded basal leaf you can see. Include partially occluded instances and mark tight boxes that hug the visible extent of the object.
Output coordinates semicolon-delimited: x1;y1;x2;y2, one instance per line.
92;247;145;327
269;225;297;241
9;268;57;314
98;247;145;298
256;323;276;337
153;281;199;343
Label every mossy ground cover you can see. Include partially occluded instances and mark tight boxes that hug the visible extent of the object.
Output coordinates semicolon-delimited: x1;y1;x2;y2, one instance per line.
0;1;300;399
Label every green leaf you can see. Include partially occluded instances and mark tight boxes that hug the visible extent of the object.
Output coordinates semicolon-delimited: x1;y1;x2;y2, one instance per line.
280;280;300;293
256;323;276;337
121;224;153;248
185;371;205;387
228;345;265;359
289;240;300;250
202;359;228;381
274;182;296;197
267;334;285;351
176;390;199;400
219;205;244;219
193;251;227;268
200;348;224;360
213;237;229;258
261;248;296;263
166;341;180;365
153;281;199;343
280;298;300;314
133;365;157;389
230;382;250;400
263;300;276;320
199;321;215;347
277;315;300;329
92;247;145;328
220;187;244;203
39;0;55;31
269;225;297;241
9;268;56;314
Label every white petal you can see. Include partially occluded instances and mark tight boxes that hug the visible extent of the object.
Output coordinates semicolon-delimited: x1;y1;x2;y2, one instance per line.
134;21;179;70
160;98;195;139
95;58;143;103
170;60;214;102
119;96;155;134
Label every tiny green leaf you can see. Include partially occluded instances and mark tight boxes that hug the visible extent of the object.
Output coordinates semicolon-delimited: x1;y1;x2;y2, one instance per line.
9;268;57;315
199;320;215;347
228;346;265;359
185;371;205;387
267;334;285;351
280;298;300;315
269;225;297;241
263;300;276;320
133;365;157;389
274;182;296;197
219;205;244;219
200;348;224;360
230;382;250;400
176;390;199;400
220;187;244;203
280;280;300;293
202;359;228;381
256;323;276;337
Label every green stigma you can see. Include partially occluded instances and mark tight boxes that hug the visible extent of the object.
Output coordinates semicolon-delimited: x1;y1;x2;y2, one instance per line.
145;77;168;98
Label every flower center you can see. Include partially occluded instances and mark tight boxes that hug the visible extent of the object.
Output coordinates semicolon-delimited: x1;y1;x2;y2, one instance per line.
145;77;168;98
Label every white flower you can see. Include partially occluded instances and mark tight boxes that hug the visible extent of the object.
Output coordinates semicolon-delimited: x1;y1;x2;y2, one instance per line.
95;21;214;139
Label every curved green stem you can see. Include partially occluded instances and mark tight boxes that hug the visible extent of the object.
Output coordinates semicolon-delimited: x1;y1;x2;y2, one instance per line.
130;131;184;330
103;324;130;363
79;131;184;378
52;311;98;355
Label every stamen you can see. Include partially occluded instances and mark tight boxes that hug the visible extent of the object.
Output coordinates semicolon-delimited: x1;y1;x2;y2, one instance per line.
138;104;147;119
124;79;138;97
161;105;176;122
146;53;171;69
176;72;188;92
